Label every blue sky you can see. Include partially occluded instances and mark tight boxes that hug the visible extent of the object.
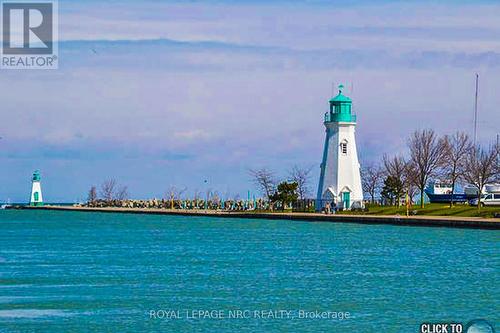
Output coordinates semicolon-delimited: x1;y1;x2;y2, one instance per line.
1;0;499;202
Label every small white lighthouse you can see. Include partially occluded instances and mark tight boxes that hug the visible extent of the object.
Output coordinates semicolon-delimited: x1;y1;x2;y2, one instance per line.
316;85;363;210
29;170;43;206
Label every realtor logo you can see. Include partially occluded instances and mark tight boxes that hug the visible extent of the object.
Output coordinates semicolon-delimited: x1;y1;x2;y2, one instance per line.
1;0;58;69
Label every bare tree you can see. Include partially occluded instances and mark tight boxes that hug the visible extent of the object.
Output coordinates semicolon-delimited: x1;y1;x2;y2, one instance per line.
87;186;97;204
166;186;187;208
205;188;213;206
212;191;221;205
494;137;500;183
100;179;117;202
361;163;383;204
179;187;187;199
288;165;313;200
441;132;472;207
166;186;175;202
408;129;445;208
383;155;409;207
463;143;499;210
403;161;420;204
249;168;276;199
193;189;202;208
115;186;129;201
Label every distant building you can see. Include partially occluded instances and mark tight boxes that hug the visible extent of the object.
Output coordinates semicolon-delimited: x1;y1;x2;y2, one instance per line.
30;170;43;206
316;85;363;210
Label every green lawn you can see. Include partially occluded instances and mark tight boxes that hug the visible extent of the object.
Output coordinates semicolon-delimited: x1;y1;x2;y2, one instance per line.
338;203;500;218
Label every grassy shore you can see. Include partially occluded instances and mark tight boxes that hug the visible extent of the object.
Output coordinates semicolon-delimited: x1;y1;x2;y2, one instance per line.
338;203;499;218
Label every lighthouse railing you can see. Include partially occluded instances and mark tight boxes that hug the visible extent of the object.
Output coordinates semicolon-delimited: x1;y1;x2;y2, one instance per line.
324;112;357;123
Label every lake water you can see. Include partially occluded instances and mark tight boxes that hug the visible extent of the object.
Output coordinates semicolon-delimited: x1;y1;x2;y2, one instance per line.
0;210;498;332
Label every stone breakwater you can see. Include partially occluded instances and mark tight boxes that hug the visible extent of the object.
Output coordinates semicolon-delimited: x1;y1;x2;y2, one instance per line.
85;198;317;212
24;205;500;230
87;198;270;210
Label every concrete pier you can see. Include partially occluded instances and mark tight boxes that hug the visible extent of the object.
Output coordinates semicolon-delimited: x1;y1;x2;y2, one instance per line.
20;205;500;230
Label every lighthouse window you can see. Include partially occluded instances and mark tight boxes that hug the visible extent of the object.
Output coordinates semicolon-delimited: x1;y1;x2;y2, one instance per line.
341;142;348;154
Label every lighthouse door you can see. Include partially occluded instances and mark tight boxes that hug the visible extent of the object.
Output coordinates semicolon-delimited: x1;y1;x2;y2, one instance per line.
34;192;39;202
342;192;350;209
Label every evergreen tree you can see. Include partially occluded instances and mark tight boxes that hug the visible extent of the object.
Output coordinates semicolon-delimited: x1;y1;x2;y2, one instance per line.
381;176;404;206
270;182;299;210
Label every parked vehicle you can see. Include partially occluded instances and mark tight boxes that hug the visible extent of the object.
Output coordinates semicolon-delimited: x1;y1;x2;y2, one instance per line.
469;193;500;207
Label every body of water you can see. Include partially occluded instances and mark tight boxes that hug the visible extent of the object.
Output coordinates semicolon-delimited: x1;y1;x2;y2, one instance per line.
0;210;498;332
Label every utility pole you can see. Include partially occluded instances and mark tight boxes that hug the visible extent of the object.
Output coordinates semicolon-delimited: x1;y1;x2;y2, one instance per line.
204;179;209;210
473;73;479;145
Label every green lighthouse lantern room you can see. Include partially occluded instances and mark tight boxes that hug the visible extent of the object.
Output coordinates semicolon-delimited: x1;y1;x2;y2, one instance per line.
324;84;356;123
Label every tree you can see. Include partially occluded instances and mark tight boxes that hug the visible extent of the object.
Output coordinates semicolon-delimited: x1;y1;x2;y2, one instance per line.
167;186;187;200
192;189;202;209
288;165;313;200
166;186;187;208
249;168;276;199
115;186;129;201
361;164;383;204
100;179;117;202
381;176;404;206
441;132;472;207
270;181;298;210
383;155;408;207
87;186;97;204
211;191;221;206
99;179;128;203
462;143;499;210
494;138;500;183
408;129;445;208
403;160;422;203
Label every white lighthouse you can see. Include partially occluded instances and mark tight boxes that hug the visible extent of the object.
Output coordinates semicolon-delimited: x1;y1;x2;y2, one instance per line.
316;85;363;211
29;170;43;206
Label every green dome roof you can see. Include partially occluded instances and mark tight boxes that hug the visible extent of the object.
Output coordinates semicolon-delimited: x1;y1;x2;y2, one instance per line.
329;93;351;103
329;84;351;103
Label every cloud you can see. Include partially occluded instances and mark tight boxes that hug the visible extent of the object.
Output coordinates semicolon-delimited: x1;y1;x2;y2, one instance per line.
174;129;214;141
58;1;500;53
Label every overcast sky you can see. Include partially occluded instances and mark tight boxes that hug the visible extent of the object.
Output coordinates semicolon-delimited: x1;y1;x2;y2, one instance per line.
1;0;499;202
